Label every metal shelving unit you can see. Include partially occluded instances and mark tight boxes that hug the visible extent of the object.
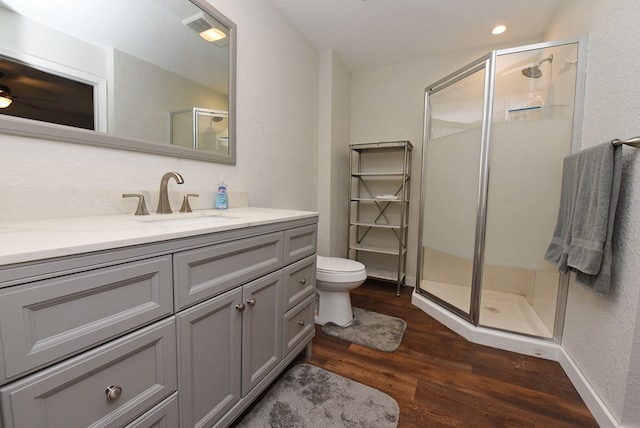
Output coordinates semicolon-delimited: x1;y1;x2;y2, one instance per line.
348;140;412;296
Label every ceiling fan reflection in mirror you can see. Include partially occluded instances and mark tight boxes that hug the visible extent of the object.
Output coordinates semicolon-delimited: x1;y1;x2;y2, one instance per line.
0;57;95;130
0;73;59;110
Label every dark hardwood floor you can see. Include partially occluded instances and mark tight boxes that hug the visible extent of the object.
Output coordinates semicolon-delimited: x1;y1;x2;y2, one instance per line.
300;280;598;427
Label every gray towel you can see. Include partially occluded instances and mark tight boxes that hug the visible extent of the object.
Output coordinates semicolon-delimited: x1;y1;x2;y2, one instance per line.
544;141;622;294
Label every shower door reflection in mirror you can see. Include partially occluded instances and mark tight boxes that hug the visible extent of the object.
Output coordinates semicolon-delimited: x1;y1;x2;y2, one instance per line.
420;64;486;321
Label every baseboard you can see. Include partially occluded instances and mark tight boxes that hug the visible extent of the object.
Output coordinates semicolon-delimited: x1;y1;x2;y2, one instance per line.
558;348;621;428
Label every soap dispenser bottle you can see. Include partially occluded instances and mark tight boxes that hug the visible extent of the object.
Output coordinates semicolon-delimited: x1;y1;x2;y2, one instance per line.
215;175;228;209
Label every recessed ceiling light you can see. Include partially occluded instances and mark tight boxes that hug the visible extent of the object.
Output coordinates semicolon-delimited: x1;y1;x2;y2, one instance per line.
491;25;507;35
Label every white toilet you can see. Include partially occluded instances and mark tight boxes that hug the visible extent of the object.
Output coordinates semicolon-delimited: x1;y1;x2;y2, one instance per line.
315;256;367;327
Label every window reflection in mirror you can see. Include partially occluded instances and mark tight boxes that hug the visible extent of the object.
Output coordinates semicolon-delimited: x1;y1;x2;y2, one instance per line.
0;0;235;164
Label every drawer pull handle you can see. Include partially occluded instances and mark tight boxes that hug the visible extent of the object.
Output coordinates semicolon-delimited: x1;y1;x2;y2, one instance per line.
247;298;257;307
105;385;123;401
299;278;307;285
235;303;246;312
297;320;305;326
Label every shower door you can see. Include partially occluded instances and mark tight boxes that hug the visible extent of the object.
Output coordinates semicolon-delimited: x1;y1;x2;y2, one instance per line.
418;59;489;322
480;43;578;337
418;40;582;339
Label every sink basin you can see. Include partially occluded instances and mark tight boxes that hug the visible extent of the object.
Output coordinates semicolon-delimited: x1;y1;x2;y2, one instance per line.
137;213;239;226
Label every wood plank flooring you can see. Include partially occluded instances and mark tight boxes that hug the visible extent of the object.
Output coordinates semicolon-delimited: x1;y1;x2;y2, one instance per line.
300;280;598;427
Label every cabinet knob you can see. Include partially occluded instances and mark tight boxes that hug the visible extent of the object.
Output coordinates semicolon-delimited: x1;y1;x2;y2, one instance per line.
298;278;307;285
247;298;256;307
105;385;123;401
235;303;246;312
297;320;305;326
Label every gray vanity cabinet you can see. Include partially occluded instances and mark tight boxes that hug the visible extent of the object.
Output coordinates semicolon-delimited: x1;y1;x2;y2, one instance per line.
0;215;318;428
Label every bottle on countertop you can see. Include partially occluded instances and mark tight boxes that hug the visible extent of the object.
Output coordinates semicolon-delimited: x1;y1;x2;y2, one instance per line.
215;175;228;209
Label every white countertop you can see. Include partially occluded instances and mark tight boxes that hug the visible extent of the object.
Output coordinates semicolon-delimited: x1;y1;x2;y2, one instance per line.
0;207;319;266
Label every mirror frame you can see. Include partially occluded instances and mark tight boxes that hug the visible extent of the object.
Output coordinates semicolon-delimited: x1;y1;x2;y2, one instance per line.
0;0;237;164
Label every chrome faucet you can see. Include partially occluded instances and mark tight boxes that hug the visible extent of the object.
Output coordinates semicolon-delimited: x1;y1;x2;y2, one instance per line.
157;171;184;214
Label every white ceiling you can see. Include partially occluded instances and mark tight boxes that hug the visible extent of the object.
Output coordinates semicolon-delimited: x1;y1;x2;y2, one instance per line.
268;0;562;72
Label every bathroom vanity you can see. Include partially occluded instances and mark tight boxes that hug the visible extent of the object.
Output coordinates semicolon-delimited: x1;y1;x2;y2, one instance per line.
0;208;318;427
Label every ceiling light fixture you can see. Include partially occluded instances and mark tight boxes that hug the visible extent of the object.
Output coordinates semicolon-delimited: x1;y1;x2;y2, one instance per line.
183;13;227;43
491;24;507;35
0;86;12;108
199;27;226;43
0;95;12;109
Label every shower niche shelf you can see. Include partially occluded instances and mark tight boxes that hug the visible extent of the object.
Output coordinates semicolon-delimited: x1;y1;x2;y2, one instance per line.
348;140;412;296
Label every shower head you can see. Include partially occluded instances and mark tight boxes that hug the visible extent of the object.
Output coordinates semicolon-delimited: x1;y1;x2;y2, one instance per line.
522;54;554;78
522;65;542;78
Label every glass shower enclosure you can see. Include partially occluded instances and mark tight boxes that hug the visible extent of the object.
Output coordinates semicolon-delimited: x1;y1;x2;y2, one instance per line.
417;40;585;340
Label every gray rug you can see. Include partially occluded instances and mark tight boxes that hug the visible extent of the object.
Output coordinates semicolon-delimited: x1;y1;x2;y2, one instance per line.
321;307;407;352
235;364;399;428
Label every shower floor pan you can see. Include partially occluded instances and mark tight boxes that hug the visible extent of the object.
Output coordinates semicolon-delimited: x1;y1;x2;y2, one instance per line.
424;281;552;338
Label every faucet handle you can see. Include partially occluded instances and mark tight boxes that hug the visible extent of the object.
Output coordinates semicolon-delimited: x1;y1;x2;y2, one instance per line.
180;194;199;213
122;194;150;216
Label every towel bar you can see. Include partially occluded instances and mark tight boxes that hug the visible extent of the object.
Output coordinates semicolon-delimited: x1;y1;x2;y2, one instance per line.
612;136;640;147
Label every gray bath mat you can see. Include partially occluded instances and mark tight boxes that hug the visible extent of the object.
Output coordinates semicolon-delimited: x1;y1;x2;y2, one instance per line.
235;364;399;427
321;307;407;352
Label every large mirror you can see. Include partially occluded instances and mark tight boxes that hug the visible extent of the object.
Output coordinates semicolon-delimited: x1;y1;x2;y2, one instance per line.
0;0;236;164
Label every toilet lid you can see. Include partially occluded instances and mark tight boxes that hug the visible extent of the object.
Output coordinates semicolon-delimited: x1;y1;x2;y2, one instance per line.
316;256;365;273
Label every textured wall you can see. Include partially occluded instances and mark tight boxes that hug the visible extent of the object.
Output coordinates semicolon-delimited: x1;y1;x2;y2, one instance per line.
544;0;640;425
329;53;351;257
317;50;351;257
0;0;319;221
111;49;228;145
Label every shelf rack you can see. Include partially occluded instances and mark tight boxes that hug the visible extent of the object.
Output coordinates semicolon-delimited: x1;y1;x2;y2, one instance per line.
348;140;412;296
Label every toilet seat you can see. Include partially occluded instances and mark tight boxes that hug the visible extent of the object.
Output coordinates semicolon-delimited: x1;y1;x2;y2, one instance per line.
316;256;366;282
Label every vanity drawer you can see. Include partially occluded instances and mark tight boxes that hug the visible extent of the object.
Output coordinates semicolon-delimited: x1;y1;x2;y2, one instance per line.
125;392;179;428
283;224;317;265
174;232;284;310
283;255;316;312
283;294;315;356
0;317;177;428
0;255;173;384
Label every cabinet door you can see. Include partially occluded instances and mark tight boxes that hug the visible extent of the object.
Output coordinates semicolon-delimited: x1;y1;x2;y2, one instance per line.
242;271;283;396
176;288;243;428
